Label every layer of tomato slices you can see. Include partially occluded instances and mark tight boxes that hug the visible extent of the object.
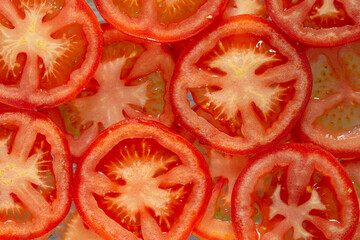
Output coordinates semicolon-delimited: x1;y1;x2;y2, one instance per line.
0;110;71;239
266;0;360;47
42;23;175;163
297;40;360;158
232;143;359;240
74;119;211;240
171;15;312;155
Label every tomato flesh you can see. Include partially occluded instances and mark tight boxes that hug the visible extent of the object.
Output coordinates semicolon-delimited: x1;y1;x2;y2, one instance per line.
0;0;102;109
232;143;359;240
297;40;360;158
50;24;174;162
94;0;228;42
171;15;312;155
342;159;360;240
266;0;360;46
0;110;71;239
74;119;211;240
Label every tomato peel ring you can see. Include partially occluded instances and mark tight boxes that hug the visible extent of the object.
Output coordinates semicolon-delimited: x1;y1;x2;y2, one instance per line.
171;15;312;155
74;119;211;240
231;143;359;240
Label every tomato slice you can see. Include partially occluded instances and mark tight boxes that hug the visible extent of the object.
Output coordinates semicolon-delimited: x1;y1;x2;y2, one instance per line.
342;158;360;240
74;119;211;240
0;0;102;109
0;110;71;239
266;0;360;47
297;40;360;158
44;24;175;162
171;15;312;155
231;143;359;240
93;0;228;42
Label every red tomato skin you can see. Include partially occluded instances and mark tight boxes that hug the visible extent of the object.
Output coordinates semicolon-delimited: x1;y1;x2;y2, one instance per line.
231;143;359;240
0;0;103;110
265;0;360;47
0;109;72;240
93;0;229;43
170;15;313;156
295;128;360;159
74;119;212;240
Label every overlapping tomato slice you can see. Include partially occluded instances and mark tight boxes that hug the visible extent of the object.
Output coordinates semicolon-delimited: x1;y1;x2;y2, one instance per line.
93;0;228;42
297;40;360;158
171;15;312;155
43;24;175;162
74;119;211;240
232;143;359;240
266;0;360;46
0;0;102;109
0;110;71;239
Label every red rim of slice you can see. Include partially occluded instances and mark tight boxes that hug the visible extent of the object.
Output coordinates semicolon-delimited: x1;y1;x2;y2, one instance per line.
0;0;103;109
297;42;360;158
93;0;229;42
266;0;360;47
232;143;359;240
74;119;211;240
0;110;72;239
171;15;312;155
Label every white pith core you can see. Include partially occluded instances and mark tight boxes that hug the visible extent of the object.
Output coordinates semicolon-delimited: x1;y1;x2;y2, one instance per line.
103;141;185;227
70;56;149;129
64;211;101;240
268;185;326;239
203;43;284;120
0;0;72;77
310;0;340;20
0;134;52;214
231;0;265;16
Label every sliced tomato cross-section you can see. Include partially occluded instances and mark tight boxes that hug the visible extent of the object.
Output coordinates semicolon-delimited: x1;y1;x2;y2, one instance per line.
232;143;359;240
93;0;228;42
266;0;360;47
0;0;102;109
46;24;175;162
171;15;312;155
297;40;360;158
74;119;211;240
0;110;71;239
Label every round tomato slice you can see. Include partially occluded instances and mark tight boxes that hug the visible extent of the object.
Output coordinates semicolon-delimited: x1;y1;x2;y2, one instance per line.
232;143;359;240
266;0;360;47
342;158;360;240
93;0;228;42
0;0;102;110
74;119;211;240
0;110;71;239
171;15;312;155
47;24;175;162
297;40;360;158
